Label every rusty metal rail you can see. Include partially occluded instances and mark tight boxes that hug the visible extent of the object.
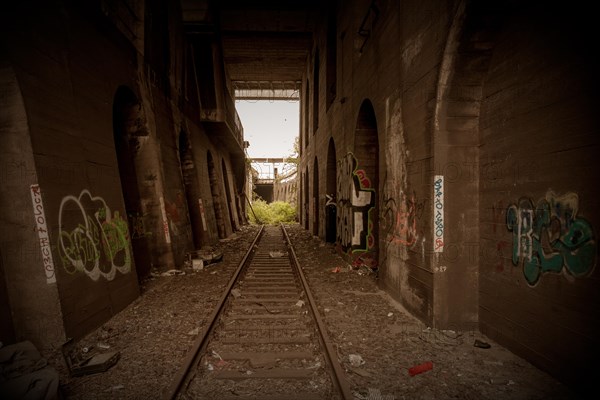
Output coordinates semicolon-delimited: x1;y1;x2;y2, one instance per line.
164;224;351;400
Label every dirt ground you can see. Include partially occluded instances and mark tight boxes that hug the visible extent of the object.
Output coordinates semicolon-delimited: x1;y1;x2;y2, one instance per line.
47;223;578;399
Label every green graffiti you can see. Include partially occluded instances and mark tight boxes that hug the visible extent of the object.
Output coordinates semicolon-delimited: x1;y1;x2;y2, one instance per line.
506;191;596;286
58;190;132;281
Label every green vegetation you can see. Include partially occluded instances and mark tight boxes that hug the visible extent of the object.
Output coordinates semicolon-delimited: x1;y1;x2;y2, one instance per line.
248;200;297;224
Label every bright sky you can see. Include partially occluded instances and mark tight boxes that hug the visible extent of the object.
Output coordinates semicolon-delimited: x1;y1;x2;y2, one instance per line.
235;100;299;158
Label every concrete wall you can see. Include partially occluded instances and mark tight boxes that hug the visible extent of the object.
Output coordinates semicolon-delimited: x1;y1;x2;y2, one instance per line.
476;3;599;391
0;1;245;349
299;0;599;390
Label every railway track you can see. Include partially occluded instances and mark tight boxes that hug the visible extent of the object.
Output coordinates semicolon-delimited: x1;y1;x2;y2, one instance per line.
165;224;352;400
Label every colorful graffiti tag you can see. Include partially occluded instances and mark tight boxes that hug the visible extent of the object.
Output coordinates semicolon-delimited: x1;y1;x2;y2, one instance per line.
336;153;375;253
58;190;132;281
506;191;596;285
382;192;424;247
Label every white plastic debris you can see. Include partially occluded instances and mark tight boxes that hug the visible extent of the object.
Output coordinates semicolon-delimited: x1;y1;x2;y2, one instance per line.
231;288;242;298
387;312;393;317
192;259;204;271
269;250;285;258
295;300;305;307
187;327;200;336
348;354;365;367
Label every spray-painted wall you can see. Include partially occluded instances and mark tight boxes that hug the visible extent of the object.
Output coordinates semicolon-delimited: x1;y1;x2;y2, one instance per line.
476;4;599;390
298;0;600;390
0;2;246;349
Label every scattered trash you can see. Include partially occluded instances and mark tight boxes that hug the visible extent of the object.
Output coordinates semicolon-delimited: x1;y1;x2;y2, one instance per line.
231;288;242;298
0;341;60;398
324;308;331;313
348;354;365;367
161;269;185;277
295;300;305;307
192;259;204;271
210;271;217;275
212;350;223;360
387;312;393;317
474;339;491;349
187;327;200;336
269;250;285;258
62;338;120;377
207;363;214;371
97;343;111;350
408;361;433;376
307;361;321;369
331;266;341;273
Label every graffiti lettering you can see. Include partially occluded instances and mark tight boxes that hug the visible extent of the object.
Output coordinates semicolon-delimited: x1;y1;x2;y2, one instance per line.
506;191;596;286
30;184;56;284
336;153;375;253
58;190;131;281
433;176;444;252
128;212;151;239
382;193;425;247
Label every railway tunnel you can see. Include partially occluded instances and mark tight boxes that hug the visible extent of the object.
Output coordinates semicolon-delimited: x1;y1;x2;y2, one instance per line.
0;0;599;398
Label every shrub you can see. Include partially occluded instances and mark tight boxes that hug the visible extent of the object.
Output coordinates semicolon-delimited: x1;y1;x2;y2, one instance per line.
248;200;297;224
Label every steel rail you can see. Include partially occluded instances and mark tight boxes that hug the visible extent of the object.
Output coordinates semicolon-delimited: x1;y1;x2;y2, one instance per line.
163;225;264;400
280;223;353;400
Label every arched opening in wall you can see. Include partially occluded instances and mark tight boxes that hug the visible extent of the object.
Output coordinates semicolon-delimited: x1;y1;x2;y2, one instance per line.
207;151;226;238
348;99;378;266
304;166;309;230
312;157;319;236
326;138;337;243
113;85;151;279
178;130;204;248
221;158;237;232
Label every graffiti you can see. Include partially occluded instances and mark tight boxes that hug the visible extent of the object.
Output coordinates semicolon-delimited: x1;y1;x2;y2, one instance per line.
506;191;596;286
128;212;151;239
159;196;171;244
382;193;425;247
336;153;375;253
433;176;444;252
58;190;131;281
325;193;336;207
29;184;56;284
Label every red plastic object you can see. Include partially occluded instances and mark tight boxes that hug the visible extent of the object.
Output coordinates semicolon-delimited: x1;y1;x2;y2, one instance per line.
408;361;433;376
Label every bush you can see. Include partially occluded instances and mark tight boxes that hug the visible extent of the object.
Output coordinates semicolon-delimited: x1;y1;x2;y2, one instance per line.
248;200;297;224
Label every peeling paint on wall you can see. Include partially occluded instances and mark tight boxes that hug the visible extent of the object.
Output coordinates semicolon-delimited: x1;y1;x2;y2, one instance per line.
506;191;596;286
29;184;56;284
57;190;131;281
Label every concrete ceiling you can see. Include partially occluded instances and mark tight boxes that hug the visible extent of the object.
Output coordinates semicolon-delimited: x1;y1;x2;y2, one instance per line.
182;0;318;97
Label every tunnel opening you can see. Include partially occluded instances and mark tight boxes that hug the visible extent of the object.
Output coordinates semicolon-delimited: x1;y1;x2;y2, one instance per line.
326;138;337;243
112;85;151;280
337;99;379;268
